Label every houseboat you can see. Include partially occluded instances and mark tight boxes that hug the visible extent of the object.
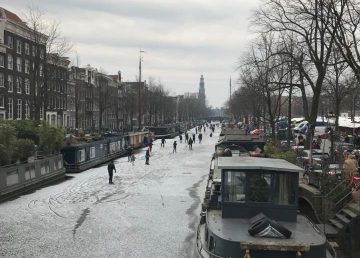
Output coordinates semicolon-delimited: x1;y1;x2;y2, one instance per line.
215;132;265;157
61;135;128;173
146;125;179;139
196;156;336;258
127;130;153;149
0;154;66;202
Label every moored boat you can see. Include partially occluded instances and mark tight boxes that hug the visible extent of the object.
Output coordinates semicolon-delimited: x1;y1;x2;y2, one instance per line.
196;156;336;258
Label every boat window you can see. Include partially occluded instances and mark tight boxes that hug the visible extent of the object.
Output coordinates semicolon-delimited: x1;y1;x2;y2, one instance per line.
273;174;297;205
223;171;246;202
248;173;272;203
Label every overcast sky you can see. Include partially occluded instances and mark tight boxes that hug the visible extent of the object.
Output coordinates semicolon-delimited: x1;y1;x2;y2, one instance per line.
4;0;260;108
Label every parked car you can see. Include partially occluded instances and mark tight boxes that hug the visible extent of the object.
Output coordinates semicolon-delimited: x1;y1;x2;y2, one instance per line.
306;161;342;188
250;128;264;136
293;121;308;134
292;119;327;137
297;149;330;171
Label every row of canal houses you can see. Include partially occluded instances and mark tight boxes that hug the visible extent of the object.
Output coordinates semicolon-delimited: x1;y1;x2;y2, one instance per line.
0;7;189;202
0;7;180;132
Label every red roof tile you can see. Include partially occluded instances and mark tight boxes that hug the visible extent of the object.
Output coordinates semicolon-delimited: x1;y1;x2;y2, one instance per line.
1;7;23;23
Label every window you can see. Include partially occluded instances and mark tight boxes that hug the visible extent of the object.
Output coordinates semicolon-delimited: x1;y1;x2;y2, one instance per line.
17;99;22;119
25;59;30;74
0;72;4;87
273;174;297;205
0;55;4;67
40;162;50;175
7;75;13;92
248;173;272;203
40;49;45;59
224;171;246;202
16;77;22;93
6;35;13;48
7;55;13;70
40;106;43;120
32;45;36;57
16;40;21;54
8;98;13;119
25;101;30;119
25;78;30;95
0;95;4;108
16;57;22;72
25;43;30;55
25;166;35;180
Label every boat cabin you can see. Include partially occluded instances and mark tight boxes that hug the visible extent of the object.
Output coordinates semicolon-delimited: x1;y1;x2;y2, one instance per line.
219;157;301;222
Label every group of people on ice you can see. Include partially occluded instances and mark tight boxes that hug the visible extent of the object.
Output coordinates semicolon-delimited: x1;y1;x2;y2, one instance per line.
107;123;214;184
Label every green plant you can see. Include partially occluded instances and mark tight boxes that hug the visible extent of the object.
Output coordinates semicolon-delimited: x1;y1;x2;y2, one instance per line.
14;138;35;162
264;141;297;164
12;120;39;145
38;123;64;155
0;123;16;165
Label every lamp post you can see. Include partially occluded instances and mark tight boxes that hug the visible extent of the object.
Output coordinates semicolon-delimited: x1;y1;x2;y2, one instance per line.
138;49;145;130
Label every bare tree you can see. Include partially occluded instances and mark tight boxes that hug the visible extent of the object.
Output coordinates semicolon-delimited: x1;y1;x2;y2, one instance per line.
255;0;346;142
24;7;72;124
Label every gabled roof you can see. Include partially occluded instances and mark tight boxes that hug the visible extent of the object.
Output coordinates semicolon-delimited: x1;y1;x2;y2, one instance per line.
0;7;23;23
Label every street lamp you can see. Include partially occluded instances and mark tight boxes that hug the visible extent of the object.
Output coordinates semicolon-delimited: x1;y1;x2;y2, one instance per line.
138;49;145;130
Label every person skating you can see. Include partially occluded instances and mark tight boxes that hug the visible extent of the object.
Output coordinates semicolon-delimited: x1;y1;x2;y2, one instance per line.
145;148;150;165
179;134;183;143
195;128;198;134
107;160;116;184
161;137;166;148
185;133;189;143
173;141;177;153
192;133;196;143
149;140;153;152
127;146;133;162
198;133;202;144
188;137;193;150
130;153;136;166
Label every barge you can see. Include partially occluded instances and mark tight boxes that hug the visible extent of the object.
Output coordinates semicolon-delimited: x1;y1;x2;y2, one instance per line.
196;156;336;258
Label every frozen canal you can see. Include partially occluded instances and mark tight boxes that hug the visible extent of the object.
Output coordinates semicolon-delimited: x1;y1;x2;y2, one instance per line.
0;128;218;258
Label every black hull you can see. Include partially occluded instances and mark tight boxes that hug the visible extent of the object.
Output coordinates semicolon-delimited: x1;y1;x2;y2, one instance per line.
65;150;128;173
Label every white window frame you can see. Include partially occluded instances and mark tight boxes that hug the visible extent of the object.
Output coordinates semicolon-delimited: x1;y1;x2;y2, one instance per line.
32;45;36;57
25;78;30;95
39;64;43;77
16;57;22;72
40;49;45;59
25;59;30;74
25;43;30;55
16;40;21;54
0;72;4;87
7;35;13;49
25;101;30;119
8;98;13;119
17;99;22;120
7;55;13;70
7;75;13;92
0;55;4;67
16;77;22;94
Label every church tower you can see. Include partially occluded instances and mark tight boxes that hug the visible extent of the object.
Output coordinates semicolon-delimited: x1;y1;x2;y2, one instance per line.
198;75;206;107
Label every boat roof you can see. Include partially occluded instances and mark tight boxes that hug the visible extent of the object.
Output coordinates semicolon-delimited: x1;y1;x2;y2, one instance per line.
217;157;303;173
217;134;264;143
207;210;326;249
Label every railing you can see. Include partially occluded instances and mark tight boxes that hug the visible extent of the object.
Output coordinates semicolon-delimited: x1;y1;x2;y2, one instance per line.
196;224;223;258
